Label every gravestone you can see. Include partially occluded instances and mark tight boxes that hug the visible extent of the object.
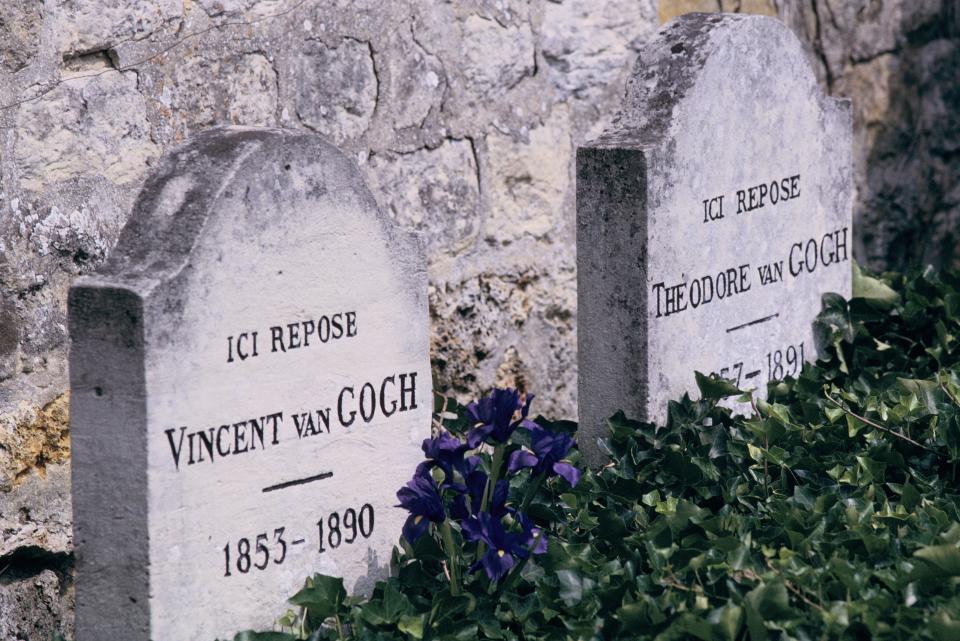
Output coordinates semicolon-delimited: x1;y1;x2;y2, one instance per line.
577;13;852;464
69;128;431;641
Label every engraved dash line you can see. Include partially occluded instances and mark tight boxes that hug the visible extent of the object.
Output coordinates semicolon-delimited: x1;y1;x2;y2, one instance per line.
744;370;762;379
262;471;333;493
292;539;306;545
725;313;780;333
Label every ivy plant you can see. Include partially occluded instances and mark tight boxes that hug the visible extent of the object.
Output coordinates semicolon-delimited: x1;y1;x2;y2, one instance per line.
231;265;960;641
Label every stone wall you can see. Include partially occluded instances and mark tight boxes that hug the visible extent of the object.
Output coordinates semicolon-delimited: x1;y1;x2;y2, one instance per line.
0;0;956;637
773;0;960;271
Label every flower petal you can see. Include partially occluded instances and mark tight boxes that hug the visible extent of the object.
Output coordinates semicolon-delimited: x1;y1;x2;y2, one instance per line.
491;479;510;517
481;548;515;582
553;461;581;487
529;528;548;555
402;514;431;543
467;426;489;449
520;393;535;418
450;494;469;521
460;516;484;543
508;449;538;474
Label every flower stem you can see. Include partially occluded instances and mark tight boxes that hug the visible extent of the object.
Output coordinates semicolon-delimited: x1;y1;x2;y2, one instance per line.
476;445;506;561
481;445;506;514
440;520;461;596
520;472;546;512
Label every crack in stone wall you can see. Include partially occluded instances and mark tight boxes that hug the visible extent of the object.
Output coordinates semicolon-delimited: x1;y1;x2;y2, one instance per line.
0;0;956;636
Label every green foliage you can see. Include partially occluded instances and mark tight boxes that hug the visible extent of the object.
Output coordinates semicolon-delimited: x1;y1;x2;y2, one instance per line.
236;266;960;640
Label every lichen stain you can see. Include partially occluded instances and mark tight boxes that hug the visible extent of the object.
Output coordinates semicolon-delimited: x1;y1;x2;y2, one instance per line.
3;392;71;489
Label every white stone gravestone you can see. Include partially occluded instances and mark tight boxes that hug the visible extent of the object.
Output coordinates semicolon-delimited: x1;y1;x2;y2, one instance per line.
69;128;431;641
577;13;852;464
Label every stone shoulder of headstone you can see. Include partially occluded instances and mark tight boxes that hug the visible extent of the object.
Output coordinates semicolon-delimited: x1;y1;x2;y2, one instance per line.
578;14;852;465
594;13;850;149
69;127;431;641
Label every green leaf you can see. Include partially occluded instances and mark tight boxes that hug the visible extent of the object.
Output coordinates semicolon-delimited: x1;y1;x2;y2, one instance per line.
642;489;661;506
853;262;899;305
360;582;411;626
616;594;667;627
824;405;844;422
744;602;766;641
846;413;867;437
929;610;960;638
914;544;960;577
745;416;786;443
897;377;940;415
655;496;679;515
289;574;346;621
946;292;960;321
745;581;792;619
901;482;922;511
556;569;593;606
398;613;425;639
695;371;743;399
658;612;716;640
708;603;743;641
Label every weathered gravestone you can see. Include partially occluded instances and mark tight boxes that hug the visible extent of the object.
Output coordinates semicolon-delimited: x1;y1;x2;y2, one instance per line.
69;128;431;641
578;13;852;464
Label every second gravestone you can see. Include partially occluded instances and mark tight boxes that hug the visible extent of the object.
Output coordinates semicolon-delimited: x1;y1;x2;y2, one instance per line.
578;14;852;464
69;128;431;641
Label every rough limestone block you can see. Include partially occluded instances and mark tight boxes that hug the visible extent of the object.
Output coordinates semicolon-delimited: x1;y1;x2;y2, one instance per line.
578;14;852;464
0;569;74;641
54;0;181;57
69;128;431;641
288;38;378;143
460;15;535;99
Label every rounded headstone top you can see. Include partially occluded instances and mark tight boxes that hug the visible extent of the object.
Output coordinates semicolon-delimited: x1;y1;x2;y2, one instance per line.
88;127;414;294
596;13;822;149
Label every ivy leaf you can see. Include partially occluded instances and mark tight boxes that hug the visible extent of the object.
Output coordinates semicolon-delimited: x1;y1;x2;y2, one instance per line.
853;262;900;305
616;594;667;627
929;610;960;638
289;574;346;621
397;613;425;639
745;581;792;619
556;569;593;606
359;581;410;625
897;377;940;415
659;612;716;640
695;371;743;399
913;544;960;577
708;603;743;641
901;482;922;511
945;293;960;322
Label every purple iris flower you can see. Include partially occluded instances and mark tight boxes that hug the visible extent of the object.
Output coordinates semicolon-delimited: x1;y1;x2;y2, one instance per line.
417;429;469;484
467;388;537;448
461;512;547;581
450;468;508;521
396;470;445;543
507;425;581;487
517;512;548;556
